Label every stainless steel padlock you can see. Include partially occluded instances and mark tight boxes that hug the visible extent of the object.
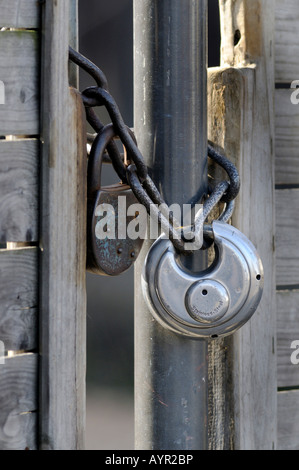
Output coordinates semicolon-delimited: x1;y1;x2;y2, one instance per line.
87;124;144;276
142;221;264;339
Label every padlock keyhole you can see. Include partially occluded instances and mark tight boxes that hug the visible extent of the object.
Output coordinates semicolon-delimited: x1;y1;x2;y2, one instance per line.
202;289;208;296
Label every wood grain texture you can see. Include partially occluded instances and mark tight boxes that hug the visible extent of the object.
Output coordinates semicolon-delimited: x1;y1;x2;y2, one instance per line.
68;0;79;88
0;354;38;450
278;390;299;450
275;189;299;286
220;0;265;67
277;290;299;388
275;89;299;185
0;31;39;135
0;0;40;29
208;69;242;450
208;64;277;451
210;0;277;450
275;0;299;83
39;0;86;450
232;63;277;448
274;0;299;452
0;248;38;352
0;139;39;242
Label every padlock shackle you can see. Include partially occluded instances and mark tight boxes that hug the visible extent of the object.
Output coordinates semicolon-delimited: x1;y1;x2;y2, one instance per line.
87;123;116;195
88;123;139;195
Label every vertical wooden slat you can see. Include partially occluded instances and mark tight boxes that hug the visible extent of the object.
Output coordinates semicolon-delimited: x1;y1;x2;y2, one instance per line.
68;0;79;88
275;189;299;286
207;0;277;449
39;0;86;450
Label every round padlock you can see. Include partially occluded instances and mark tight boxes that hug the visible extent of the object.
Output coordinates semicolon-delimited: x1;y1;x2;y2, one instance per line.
142;221;264;339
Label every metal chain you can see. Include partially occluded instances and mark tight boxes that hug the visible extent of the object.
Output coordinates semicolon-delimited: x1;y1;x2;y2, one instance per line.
69;46;240;253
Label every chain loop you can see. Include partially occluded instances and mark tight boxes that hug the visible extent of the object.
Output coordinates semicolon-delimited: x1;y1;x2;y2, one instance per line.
69;47;240;253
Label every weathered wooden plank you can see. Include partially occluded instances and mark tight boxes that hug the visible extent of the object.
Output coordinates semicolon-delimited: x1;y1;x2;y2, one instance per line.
278;390;299;450
0;248;38;352
0;0;40;29
275;0;299;83
0;139;39;243
277;290;299;388
275;89;299;185
209;0;277;450
39;0;86;450
0;353;38;450
208;65;277;451
275;189;299;286
0;31;39;135
68;0;79;88
220;0;272;67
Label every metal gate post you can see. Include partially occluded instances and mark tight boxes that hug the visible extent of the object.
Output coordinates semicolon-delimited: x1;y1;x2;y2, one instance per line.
134;0;208;450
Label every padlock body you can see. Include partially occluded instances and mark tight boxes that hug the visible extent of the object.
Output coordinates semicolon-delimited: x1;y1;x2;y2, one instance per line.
142;221;264;339
87;184;144;276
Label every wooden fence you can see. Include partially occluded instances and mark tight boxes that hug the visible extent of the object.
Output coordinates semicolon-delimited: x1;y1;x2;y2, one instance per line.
207;0;299;450
275;0;299;450
0;0;298;451
208;0;276;450
0;0;86;450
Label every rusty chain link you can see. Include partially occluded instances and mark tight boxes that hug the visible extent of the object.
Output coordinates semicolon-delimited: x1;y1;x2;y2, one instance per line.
69;46;240;253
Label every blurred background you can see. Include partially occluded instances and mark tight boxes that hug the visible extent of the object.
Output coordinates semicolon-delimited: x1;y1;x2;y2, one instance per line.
78;0;221;450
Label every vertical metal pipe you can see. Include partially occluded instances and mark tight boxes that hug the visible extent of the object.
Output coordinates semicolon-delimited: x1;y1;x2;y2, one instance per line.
134;0;208;450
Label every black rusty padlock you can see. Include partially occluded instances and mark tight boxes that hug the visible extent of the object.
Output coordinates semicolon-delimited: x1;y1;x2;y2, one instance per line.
87;124;145;275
